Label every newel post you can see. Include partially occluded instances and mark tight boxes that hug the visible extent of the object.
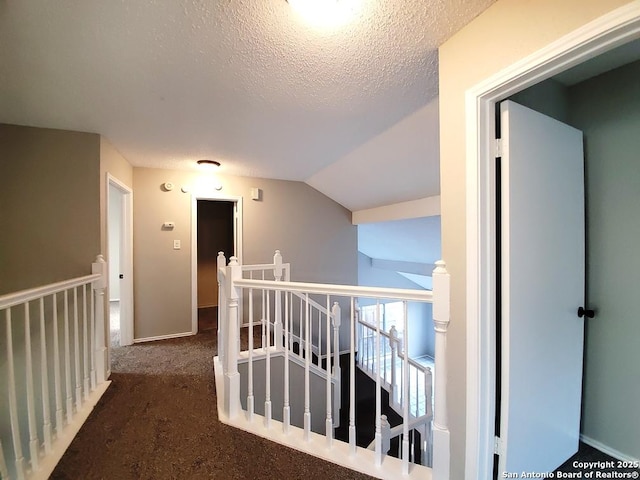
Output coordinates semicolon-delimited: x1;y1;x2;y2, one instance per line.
273;250;284;347
224;256;241;418
92;255;108;384
432;260;450;480
217;252;227;366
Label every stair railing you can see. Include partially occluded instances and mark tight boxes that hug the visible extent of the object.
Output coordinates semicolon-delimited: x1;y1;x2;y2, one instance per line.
215;251;451;480
0;256;110;480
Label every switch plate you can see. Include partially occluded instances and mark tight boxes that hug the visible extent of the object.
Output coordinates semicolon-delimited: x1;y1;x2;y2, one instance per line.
173;240;181;250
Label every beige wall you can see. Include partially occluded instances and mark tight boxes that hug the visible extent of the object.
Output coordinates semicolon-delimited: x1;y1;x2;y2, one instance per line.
438;1;631;477
133;168;357;340
0;124;100;294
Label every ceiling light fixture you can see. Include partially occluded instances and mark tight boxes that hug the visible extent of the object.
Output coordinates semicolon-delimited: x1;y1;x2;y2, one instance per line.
197;159;221;170
286;0;361;30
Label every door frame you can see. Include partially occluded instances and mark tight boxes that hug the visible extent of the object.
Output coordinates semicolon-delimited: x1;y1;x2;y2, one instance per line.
106;173;134;347
464;4;640;479
190;193;243;335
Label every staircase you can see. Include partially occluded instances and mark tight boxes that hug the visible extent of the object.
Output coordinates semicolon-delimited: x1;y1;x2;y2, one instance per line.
213;250;451;480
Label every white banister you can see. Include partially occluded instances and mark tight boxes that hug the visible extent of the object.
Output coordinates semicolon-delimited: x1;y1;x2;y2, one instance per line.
213;251;449;480
224;256;241;418
1;257;111;480
432;260;450;480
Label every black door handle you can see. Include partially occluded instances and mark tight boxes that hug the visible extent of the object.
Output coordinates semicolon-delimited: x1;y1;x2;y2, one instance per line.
577;307;595;318
119;274;124;279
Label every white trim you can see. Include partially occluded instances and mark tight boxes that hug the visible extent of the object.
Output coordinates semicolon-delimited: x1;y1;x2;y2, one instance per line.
106;174;134;349
580;434;640;464
133;331;194;344
464;5;640;479
351;195;440;225
191;193;244;335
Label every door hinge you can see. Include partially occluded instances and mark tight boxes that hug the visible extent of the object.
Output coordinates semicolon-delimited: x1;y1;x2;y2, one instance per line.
494;138;503;158
494;436;503;455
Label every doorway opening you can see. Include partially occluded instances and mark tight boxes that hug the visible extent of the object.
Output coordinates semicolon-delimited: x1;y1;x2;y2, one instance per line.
464;4;640;479
106;174;134;351
191;195;243;335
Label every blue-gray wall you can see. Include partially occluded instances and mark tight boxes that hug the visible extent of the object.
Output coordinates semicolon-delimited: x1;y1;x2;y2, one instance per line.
569;60;640;460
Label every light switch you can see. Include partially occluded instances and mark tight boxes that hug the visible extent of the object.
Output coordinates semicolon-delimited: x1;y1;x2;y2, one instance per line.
173;240;181;250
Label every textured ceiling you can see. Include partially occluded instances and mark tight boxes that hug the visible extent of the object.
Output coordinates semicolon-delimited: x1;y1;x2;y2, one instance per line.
0;0;494;209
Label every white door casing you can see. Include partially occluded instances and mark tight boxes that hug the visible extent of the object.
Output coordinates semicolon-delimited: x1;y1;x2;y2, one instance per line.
190;193;243;335
464;5;640;478
498;100;584;474
106;174;134;348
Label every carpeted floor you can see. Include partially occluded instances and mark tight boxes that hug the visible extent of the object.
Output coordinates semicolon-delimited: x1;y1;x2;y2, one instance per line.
51;321;375;480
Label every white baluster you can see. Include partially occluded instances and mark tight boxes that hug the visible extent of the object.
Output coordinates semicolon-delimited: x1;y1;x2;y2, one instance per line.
261;271;266;349
374;300;382;466
217;252;227;367
325;295;332;447
40;297;52;453
223;256;241;418
432;260;450;480
331;302;341;428
402;301;410;474
303;293;311;441
389;325;398;407
73;287;82;409
283;289;290;433
90;283;96;390
92;255;107;385
63;289;72;423
349;297;356;455
82;285;90;399
247;286;254;420
52;293;63;434
264;290;272;428
24;302;40;471
6;308;26;480
273;251;283;347
298;299;303;359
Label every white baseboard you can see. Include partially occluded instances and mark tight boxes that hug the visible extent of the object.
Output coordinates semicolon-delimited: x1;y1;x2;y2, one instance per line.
580;434;640;463
133;331;194;343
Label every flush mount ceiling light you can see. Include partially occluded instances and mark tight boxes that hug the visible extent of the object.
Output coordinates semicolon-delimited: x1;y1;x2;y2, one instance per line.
197;159;221;170
286;0;362;30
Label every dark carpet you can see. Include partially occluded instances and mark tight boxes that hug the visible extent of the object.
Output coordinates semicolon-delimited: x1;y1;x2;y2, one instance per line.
50;311;375;480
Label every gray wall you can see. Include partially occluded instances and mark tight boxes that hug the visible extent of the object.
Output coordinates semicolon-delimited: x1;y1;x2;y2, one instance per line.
508;62;640;459
0;124;101;294
568;60;640;460
133;168;357;340
357;252;434;358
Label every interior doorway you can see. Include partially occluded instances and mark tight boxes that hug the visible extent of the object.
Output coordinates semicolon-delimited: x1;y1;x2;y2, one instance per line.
464;5;640;479
106;174;134;349
191;195;243;335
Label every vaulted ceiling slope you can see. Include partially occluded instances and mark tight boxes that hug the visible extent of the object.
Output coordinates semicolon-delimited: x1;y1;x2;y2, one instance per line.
0;0;495;211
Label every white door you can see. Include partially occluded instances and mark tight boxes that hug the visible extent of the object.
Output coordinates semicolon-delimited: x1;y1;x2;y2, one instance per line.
498;100;585;474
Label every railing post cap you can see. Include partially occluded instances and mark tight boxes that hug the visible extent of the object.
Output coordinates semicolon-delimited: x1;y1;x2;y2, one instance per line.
434;259;447;274
95;254;106;264
229;256;239;266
